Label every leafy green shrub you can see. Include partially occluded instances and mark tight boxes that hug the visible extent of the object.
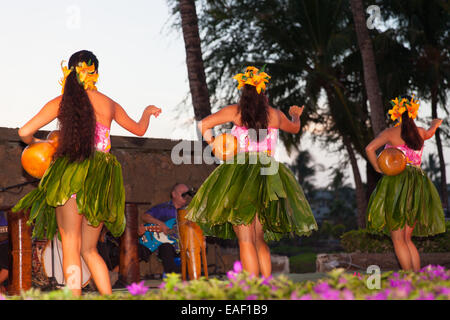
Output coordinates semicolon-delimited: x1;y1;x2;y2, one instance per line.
289;253;317;273
2;263;449;300
340;222;450;253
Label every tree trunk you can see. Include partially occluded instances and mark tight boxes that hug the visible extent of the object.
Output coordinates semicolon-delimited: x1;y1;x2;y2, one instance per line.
179;0;212;123
343;135;367;228
350;0;386;136
431;87;448;212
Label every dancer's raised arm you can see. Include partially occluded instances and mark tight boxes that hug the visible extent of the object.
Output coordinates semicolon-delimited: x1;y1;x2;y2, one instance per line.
114;102;161;136
277;105;303;134
18;96;62;144
419;119;443;140
197;104;237;144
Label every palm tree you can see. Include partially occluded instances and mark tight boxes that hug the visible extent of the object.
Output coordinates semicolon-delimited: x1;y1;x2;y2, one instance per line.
179;0;212;122
289;150;322;198
349;0;386;136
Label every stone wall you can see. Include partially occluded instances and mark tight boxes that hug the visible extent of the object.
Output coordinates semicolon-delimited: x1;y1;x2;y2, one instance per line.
0;126;217;221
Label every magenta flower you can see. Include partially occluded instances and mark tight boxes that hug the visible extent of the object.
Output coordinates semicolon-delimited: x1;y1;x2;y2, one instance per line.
299;294;313;300
419;265;449;280
366;289;391;300
417;291;435;300
0;294;5;301
320;289;341;300
127;281;149;296
341;289;355;300
158;282;166;289
227;270;237;281
338;277;348;285
437;287;450;298
233;261;243;273
290;291;300;300
313;282;331;294
246;294;258;300
261;275;273;286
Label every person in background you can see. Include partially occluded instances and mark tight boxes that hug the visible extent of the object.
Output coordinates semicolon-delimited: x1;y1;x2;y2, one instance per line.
141;183;192;275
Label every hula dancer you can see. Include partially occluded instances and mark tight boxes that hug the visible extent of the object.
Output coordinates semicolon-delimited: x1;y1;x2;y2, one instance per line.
13;50;161;295
365;95;445;271
186;66;318;277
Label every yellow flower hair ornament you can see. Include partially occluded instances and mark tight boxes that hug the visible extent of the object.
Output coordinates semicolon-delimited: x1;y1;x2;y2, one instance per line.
233;65;271;94
388;95;420;126
59;60;98;94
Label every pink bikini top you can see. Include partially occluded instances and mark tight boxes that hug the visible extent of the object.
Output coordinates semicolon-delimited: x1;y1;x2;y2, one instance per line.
231;125;278;155
384;143;424;166
95;122;111;153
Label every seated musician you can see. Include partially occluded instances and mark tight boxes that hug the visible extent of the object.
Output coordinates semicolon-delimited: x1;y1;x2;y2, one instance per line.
0;211;8;294
140;183;193;275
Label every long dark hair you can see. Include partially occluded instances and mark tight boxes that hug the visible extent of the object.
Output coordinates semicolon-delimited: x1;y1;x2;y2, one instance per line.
55;50;98;162
400;95;424;150
237;84;270;142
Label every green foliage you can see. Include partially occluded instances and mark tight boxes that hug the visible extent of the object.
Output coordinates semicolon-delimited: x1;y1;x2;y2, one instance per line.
319;221;348;239
340;222;450;253
3;266;449;300
289;253;317;273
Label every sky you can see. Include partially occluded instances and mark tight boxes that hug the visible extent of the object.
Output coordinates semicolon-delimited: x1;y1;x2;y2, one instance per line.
1;0;448;188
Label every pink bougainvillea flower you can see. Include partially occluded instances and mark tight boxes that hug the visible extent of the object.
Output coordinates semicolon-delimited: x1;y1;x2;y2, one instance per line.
227;270;237;281
127;281;149;295
290;291;300;300
261;275;273;286
341;289;355;300
233;261;243;273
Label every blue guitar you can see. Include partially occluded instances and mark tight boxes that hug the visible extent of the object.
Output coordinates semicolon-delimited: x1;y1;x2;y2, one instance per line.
139;218;178;252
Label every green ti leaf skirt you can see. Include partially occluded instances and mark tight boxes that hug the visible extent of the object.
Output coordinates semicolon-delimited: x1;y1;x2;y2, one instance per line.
12;151;125;240
367;165;446;237
186;152;318;241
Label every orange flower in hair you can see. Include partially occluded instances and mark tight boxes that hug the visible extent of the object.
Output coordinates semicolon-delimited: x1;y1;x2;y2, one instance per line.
388;95;420;126
59;60;98;94
233;65;271;94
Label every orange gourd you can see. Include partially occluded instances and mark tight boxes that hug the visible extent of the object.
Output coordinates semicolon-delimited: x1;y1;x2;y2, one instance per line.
21;131;59;178
212;133;238;161
377;148;407;176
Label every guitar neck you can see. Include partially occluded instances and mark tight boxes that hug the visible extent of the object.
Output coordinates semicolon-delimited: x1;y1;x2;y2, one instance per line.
145;225;161;233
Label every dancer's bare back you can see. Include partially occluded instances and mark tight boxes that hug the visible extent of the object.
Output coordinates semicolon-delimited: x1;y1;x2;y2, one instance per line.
18;90;161;144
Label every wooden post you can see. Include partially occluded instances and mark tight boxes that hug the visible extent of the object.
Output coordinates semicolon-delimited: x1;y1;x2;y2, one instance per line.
119;203;140;285
7;209;32;295
177;209;208;280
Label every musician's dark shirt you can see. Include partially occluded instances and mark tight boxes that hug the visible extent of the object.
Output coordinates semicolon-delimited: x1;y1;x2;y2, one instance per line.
144;200;179;251
0;211;7;245
145;200;177;222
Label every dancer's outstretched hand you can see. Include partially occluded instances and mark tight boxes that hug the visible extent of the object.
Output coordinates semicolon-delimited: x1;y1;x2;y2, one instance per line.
145;105;162;118
431;119;443;128
289;105;304;118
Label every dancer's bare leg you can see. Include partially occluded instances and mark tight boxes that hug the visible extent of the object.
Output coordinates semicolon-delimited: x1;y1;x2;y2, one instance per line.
404;222;420;272
55;198;83;296
81;218;112;295
391;227;413;271
254;215;271;278
0;269;8;294
233;220;259;276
